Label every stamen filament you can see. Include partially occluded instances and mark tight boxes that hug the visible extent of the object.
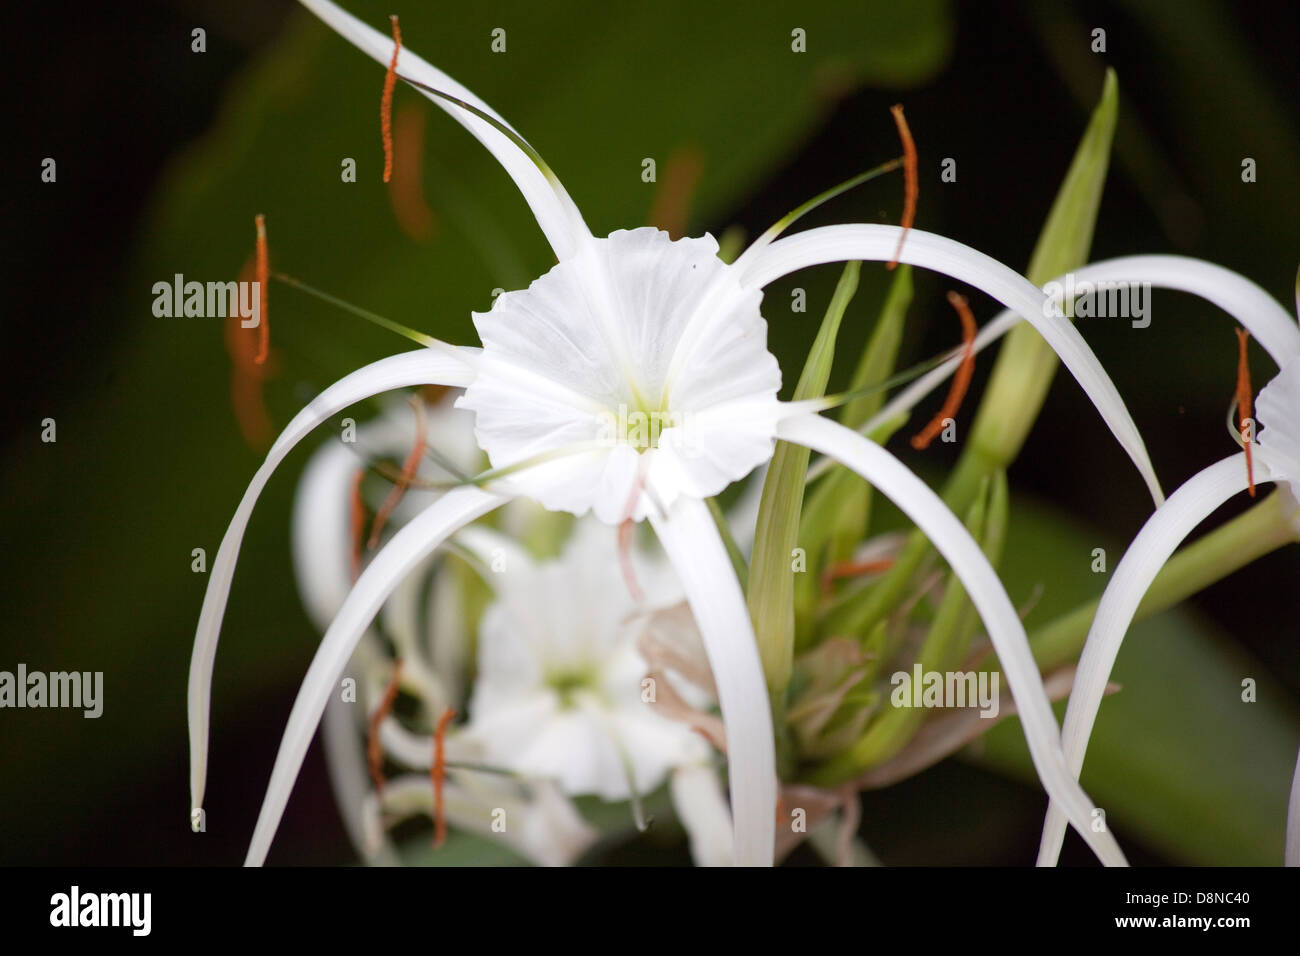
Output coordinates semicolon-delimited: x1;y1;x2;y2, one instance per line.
272;271;441;348
911;291;976;450
1235;326;1256;497
886;105;917;271
367;659;404;794
382;15;401;184
367;398;429;550
431;707;455;849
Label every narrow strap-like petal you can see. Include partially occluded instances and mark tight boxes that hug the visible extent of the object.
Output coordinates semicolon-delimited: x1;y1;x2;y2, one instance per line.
246;486;507;865
1070;256;1300;366
1038;452;1265;865
649;496;776;866
848;255;1300;452
779;412;1128;865
189;347;473;819
670;763;736;866
298;0;591;260
743;226;1163;507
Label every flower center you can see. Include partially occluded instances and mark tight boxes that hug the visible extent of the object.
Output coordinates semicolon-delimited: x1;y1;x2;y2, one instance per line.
545;666;600;708
596;397;680;452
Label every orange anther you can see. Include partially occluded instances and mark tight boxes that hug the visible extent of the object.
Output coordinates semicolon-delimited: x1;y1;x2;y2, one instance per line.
253;214;269;365
886;104;917;271
382;15;402;184
367;659;404;795
647;145;705;240
820;557;895;596
1235;327;1256;497
367;398;428;551
388;101;437;240
912;291;977;450
431;707;456;849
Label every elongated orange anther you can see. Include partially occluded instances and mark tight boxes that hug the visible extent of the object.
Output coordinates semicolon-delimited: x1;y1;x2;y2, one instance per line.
367;398;428;551
1235;327;1256;497
253;214;270;364
912;291;977;450
431;707;456;849
349;468;367;581
382;15;402;184
820;557;895;596
389;102;436;240
886;104;917;271
367;659;404;794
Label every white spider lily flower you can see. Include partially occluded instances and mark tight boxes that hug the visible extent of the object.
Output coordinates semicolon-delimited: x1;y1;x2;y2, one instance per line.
1034;274;1300;866
189;0;1161;867
457;522;736;865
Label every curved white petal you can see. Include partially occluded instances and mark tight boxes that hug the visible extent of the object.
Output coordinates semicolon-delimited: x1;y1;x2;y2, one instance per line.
1038;453;1265;866
1069;256;1300;367
778;412;1128;866
298;0;590;260
649;496;776;866
245;485;507;866
322;686;398;864
671;763;735;866
190;348;474;817
846;256;1300;456
743;226;1163;506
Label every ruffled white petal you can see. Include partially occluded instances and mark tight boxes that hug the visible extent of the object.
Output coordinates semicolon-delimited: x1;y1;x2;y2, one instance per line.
670;763;735;866
742;226;1163;506
1037;453;1265;866
297;0;590;260
778;412;1127;865
460;228;782;521
190;348;474;818
649;496;776;866
244;485;507;865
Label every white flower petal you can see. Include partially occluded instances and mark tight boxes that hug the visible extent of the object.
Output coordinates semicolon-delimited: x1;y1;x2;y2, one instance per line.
1037;452;1262;866
742;225;1163;506
244;485;507;866
298;0;590;259
671;764;735;867
460;228;782;521
649;496;776;866
1257;357;1300;490
1070;256;1300;366
190;348;474;817
778;412;1128;866
846;256;1300;459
